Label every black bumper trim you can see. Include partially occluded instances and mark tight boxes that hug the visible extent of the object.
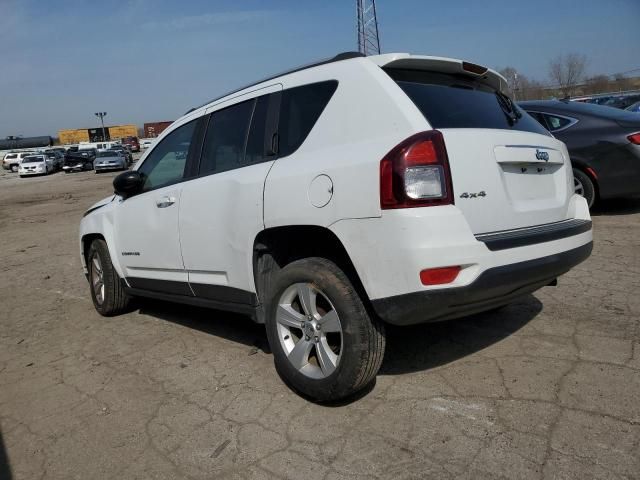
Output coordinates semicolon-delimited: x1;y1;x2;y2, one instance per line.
371;242;592;326
475;219;592;251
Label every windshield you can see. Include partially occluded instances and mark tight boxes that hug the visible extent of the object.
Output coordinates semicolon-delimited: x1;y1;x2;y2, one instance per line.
23;156;45;163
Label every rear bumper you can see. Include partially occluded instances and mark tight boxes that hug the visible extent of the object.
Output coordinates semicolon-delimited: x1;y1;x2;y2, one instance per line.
371;242;592;325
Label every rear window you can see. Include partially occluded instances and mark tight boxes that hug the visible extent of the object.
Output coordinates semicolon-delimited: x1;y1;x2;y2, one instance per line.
5;154;17;159
388;70;548;135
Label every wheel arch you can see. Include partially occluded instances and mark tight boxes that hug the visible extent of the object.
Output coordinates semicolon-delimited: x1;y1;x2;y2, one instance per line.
80;221;125;280
252;225;370;321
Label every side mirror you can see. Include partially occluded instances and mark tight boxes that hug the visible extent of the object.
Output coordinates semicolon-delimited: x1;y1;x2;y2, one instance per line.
113;171;144;199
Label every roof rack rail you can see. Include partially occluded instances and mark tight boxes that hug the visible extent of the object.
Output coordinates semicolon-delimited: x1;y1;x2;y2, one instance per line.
185;51;365;114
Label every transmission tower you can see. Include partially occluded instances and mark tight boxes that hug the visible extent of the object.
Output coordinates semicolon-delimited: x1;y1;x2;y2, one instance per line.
357;0;381;56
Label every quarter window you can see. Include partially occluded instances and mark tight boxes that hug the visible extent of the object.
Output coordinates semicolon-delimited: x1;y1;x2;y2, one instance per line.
278;81;338;157
543;114;573;132
138;119;196;192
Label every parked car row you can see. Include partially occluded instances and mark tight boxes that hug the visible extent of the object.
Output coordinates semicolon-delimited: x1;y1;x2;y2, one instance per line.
1;144;134;178
574;93;640;110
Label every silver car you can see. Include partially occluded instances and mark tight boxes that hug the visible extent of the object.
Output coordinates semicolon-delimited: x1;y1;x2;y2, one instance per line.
93;151;127;173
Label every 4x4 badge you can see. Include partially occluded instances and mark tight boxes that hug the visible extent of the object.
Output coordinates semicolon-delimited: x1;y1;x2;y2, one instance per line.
535;149;550;161
459;191;486;199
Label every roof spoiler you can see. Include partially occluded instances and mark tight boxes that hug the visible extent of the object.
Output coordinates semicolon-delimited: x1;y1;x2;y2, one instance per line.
370;53;507;92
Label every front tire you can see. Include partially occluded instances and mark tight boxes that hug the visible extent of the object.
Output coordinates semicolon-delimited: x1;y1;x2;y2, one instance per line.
573;168;596;208
265;258;385;402
87;239;132;316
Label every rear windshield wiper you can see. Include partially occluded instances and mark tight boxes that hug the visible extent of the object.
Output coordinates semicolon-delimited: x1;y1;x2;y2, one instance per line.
495;90;522;125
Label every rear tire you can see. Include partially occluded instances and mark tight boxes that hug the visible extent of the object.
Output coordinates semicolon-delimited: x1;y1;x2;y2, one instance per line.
573;168;596;208
87;239;133;316
265;257;385;402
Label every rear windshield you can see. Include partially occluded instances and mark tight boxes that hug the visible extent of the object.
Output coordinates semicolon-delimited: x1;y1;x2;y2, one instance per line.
5;154;17;159
388;69;549;135
98;151;118;157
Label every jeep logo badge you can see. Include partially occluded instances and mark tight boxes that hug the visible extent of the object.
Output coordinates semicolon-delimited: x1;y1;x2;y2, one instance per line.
535;149;550;162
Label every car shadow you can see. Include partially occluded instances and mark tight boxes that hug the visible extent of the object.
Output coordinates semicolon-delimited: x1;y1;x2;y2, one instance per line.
137;299;270;353
379;295;542;375
591;196;640;216
0;427;13;480
137;294;541;380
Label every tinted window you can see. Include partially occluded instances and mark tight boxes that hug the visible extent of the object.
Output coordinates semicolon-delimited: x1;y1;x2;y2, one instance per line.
200;99;254;175
527;112;548;129
138;119;197;191
544;114;573;131
396;80;549;134
245;95;270;164
278;81;338;157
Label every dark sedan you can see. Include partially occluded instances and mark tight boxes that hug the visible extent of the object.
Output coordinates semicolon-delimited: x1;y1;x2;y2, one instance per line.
520;100;640;207
63;149;96;173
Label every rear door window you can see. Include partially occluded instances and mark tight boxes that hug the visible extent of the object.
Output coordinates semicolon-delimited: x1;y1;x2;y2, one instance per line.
278;80;338;157
387;69;549;135
199;99;255;175
245;95;270;164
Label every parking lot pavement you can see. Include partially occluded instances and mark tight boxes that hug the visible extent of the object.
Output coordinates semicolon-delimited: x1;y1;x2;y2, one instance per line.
0;169;638;480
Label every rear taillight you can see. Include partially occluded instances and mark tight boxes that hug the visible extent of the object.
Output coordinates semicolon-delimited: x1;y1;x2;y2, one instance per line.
380;130;454;209
628;132;640;145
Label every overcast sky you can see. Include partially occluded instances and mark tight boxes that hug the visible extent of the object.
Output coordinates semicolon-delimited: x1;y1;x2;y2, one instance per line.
1;0;638;137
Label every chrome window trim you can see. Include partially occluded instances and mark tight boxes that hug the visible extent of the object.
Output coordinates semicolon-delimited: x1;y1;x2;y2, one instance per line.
525;110;579;133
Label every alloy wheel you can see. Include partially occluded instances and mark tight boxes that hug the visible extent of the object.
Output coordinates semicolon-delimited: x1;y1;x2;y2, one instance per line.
276;283;343;379
91;254;105;305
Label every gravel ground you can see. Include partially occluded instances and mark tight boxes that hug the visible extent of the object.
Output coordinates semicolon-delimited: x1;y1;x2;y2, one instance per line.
0;166;638;480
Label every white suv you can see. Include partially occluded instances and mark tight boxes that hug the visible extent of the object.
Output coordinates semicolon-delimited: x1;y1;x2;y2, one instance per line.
3;151;31;172
79;52;592;401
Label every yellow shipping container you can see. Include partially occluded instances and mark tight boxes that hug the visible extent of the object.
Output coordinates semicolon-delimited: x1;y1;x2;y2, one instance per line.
58;124;138;145
59;129;90;145
108;125;138;140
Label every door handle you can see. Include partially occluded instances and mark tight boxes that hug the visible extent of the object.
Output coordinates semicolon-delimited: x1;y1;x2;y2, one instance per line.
155;196;176;208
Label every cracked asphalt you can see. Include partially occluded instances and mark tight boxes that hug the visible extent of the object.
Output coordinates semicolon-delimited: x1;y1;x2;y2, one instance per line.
0;167;638;480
